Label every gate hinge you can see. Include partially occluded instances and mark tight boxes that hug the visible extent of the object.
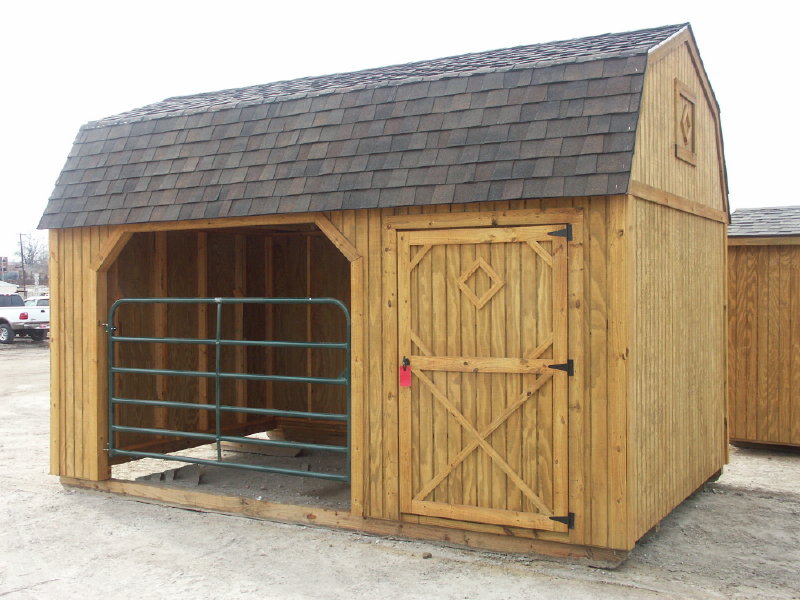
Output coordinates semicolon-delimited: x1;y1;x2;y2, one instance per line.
549;359;574;376
547;224;573;242
549;512;575;529
101;322;116;334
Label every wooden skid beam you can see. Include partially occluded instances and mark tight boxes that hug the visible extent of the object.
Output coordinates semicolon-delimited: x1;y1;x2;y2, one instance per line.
60;477;629;566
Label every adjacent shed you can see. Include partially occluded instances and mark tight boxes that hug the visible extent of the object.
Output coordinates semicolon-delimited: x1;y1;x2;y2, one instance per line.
728;207;800;447
41;23;729;562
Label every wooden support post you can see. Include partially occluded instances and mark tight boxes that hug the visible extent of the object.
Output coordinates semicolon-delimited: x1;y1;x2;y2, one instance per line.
154;232;169;431
306;234;313;414
92;231;111;480
264;236;274;409
197;232;210;431
234;234;247;424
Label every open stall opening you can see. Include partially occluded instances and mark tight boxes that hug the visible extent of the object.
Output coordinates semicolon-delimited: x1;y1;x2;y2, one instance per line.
106;224;352;509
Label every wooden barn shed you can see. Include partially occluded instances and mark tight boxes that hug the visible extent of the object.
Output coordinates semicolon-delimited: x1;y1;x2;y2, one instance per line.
728;206;800;448
41;23;729;563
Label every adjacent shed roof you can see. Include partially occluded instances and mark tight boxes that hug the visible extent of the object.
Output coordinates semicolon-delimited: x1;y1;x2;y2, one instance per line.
729;206;800;237
40;23;687;230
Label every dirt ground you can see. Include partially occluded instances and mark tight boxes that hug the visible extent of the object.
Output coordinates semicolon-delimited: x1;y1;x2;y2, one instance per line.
1;341;799;599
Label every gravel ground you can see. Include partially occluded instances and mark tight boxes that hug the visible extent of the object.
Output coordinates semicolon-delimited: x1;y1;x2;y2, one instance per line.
1;341;799;599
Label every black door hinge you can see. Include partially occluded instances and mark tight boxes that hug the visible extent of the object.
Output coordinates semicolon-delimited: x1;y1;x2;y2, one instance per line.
549;359;574;376
549;512;575;529
547;224;573;242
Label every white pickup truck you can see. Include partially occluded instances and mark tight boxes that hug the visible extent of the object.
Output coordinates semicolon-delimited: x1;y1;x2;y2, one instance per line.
0;294;50;343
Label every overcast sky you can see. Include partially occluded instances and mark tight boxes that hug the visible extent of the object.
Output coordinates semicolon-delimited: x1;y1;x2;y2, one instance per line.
0;0;795;260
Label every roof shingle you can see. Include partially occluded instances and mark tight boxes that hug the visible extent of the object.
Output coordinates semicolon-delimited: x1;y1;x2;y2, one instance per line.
729;206;800;237
40;24;687;229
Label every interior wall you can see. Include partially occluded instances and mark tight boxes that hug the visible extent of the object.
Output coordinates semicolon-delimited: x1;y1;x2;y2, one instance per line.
103;227;350;454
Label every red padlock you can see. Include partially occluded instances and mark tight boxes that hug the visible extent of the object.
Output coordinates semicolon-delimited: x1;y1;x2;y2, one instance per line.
399;356;411;387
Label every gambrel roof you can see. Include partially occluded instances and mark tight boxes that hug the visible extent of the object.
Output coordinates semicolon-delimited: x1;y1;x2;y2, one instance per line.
729;206;800;237
40;23;687;229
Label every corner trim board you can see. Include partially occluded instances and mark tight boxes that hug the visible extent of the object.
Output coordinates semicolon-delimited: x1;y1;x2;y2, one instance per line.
728;236;800;247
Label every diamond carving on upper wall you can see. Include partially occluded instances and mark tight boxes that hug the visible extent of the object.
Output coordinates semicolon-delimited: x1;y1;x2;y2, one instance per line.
680;104;693;147
674;79;697;166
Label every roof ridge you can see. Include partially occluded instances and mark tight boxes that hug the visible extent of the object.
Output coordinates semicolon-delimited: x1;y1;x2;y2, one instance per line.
91;23;685;127
732;205;800;212
163;23;686;104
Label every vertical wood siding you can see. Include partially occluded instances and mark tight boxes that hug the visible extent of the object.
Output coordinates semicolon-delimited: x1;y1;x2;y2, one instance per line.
51;196;633;548
628;198;727;541
729;244;800;446
49;226;114;481
631;38;726;211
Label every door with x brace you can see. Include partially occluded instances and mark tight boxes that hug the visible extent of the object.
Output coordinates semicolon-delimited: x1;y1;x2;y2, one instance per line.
398;225;569;531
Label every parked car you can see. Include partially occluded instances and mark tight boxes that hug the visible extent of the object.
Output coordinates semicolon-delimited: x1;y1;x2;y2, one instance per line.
0;294;50;343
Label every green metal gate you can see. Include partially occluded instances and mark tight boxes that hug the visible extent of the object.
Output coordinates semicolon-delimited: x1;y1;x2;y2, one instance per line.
106;297;351;482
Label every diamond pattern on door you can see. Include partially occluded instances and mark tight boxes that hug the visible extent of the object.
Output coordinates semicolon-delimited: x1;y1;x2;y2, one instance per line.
456;257;505;309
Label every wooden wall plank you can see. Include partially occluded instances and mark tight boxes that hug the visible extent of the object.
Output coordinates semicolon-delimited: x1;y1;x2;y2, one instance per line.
728;243;800;446
566;204;588;545
366;209;384;517
49;229;62;476
606;196;630;549
70;227;82;477
349;211;367;516
585;200;608;546
628;197;726;542
84;228;104;480
382;209;400;520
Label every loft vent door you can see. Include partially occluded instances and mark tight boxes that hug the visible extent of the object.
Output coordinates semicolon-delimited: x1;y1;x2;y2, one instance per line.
398;225;569;532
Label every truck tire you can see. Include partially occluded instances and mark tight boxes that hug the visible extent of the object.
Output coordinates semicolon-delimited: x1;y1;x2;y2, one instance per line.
28;330;46;342
0;323;14;344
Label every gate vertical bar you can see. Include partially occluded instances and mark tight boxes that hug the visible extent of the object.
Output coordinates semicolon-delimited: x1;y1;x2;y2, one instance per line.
345;307;351;483
215;298;223;461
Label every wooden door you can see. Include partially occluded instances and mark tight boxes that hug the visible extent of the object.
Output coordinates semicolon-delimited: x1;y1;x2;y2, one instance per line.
398;225;570;531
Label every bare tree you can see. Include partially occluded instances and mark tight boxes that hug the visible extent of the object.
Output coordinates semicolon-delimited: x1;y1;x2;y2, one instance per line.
16;234;48;269
14;233;48;288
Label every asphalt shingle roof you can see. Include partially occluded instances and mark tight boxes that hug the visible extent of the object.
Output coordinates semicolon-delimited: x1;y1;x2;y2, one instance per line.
729;206;800;237
40;23;687;229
